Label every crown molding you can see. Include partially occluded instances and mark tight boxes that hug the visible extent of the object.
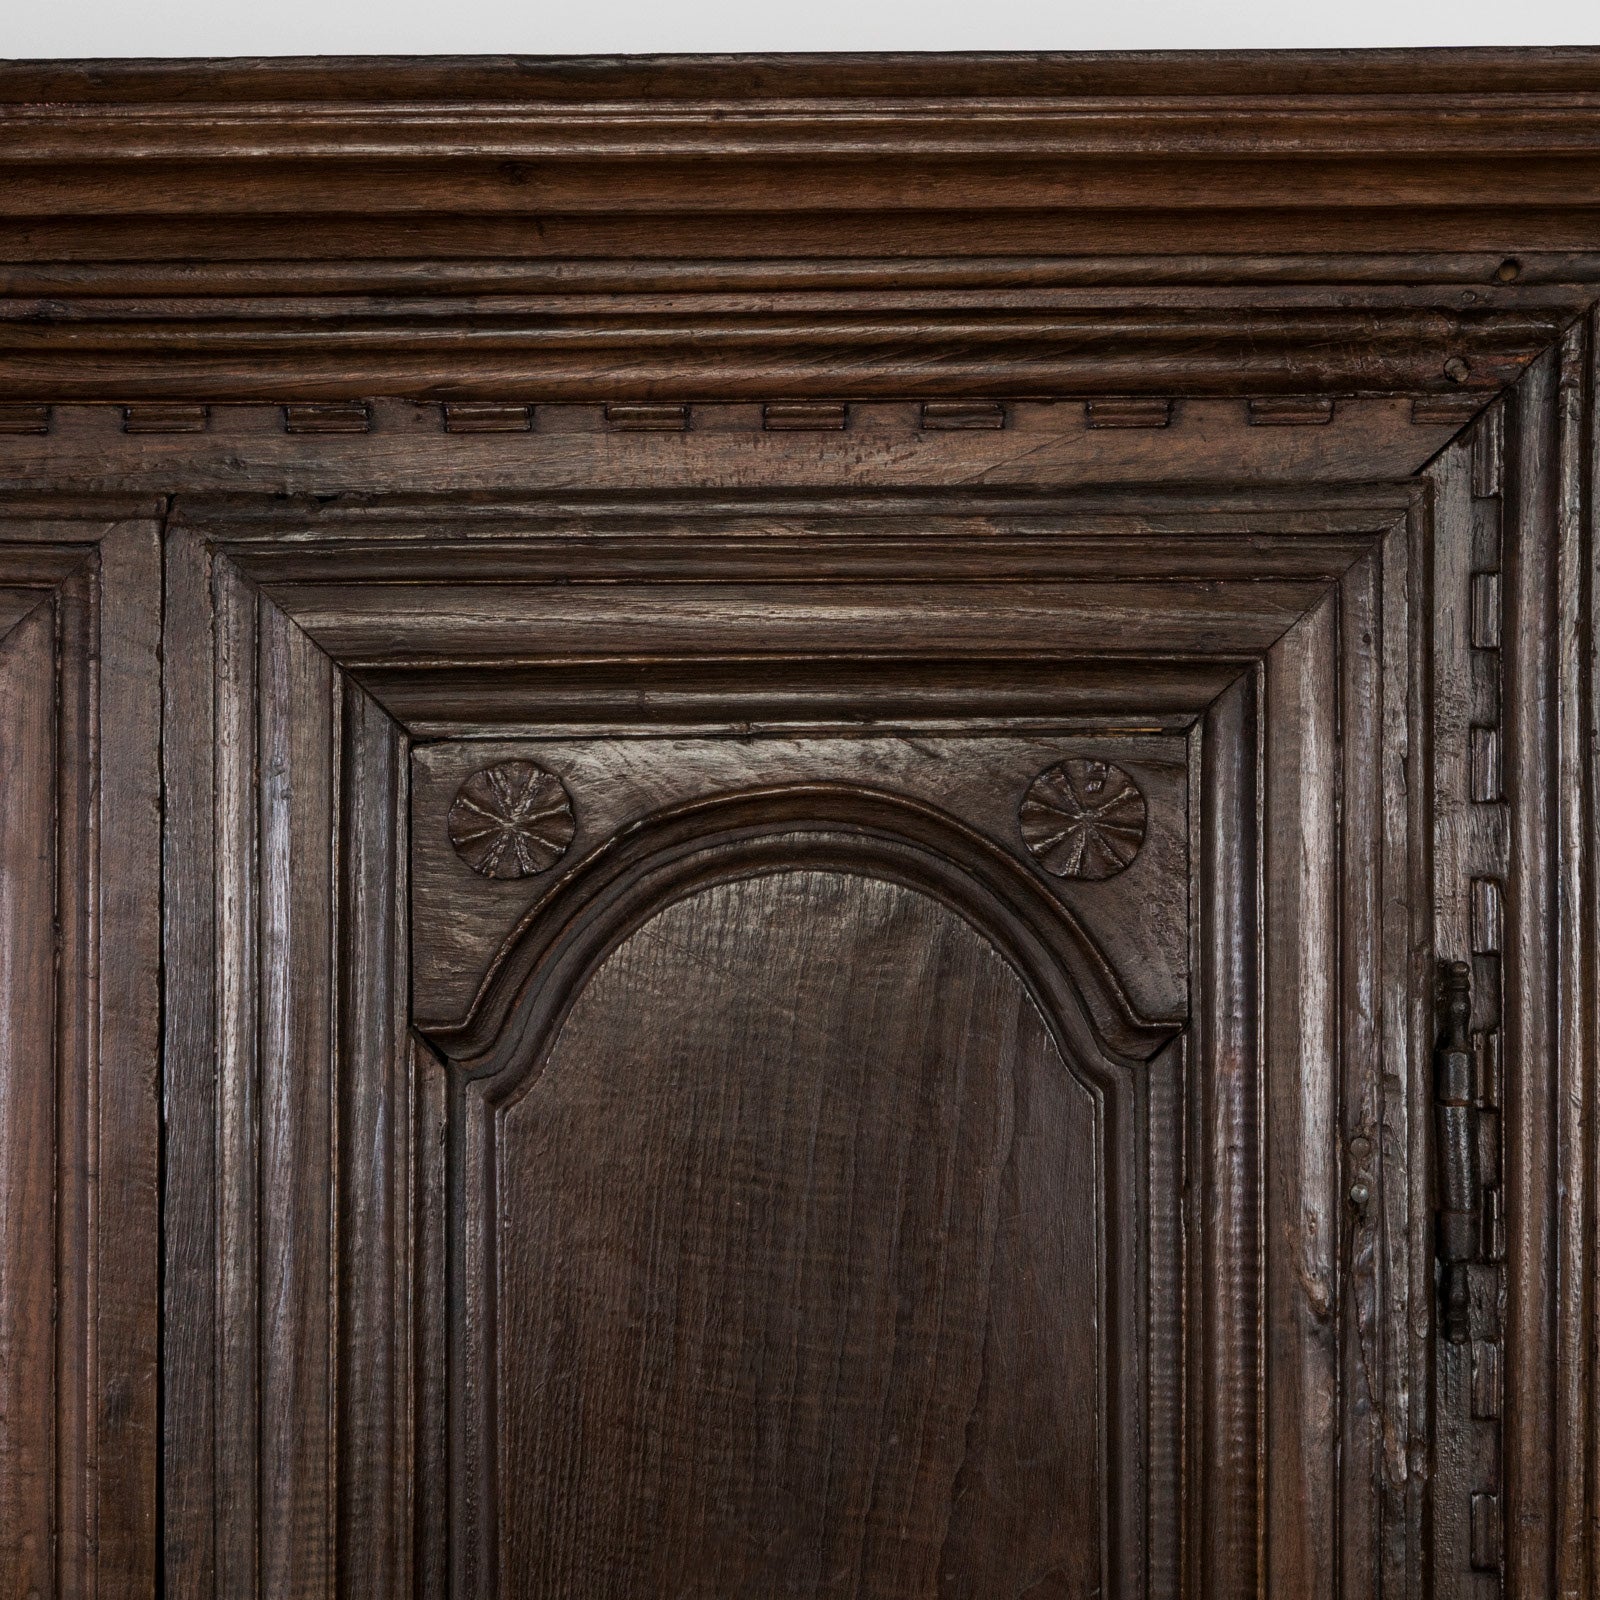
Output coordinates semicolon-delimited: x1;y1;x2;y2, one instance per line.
2;51;1599;403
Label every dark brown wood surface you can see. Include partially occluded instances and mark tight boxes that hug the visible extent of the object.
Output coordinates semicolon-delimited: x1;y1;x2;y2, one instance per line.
498;871;1102;1599
0;507;162;1600
1;49;1599;1600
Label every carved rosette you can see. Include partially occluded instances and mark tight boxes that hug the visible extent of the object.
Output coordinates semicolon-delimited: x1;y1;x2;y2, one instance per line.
1019;758;1147;880
448;760;576;880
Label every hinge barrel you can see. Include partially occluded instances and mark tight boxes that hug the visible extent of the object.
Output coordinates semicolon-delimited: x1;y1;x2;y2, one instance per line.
1435;960;1481;1341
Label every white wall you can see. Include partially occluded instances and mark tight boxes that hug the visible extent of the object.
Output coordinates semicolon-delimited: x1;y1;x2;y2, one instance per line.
2;0;1597;59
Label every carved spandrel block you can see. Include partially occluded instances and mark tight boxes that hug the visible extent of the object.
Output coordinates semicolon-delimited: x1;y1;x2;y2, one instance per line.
411;733;1189;1034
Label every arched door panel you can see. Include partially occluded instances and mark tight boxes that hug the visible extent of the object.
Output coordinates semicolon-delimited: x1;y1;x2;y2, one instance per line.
494;870;1102;1600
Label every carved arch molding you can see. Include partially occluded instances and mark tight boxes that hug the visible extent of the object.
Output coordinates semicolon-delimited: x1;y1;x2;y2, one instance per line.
0;49;1597;1600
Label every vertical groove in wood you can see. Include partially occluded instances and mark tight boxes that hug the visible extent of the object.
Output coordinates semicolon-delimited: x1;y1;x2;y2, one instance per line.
90;523;163;1600
56;567;95;1600
1339;543;1394;1600
1549;313;1594;1600
1427;430;1473;1600
1391;499;1432;1600
1500;336;1593;1600
214;556;262;1600
1505;354;1552;1599
1197;672;1261;1600
414;1038;449;1600
328;662;343;1600
391;745;415;1600
453;1005;492;1600
162;526;220;1600
1586;301;1600;1600
1145;1037;1186;1600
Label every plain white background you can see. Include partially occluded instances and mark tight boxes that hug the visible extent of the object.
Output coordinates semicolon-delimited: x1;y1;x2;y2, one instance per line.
2;0;1599;58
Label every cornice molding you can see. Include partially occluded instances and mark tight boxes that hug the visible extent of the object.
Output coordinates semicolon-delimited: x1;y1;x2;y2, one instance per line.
7;98;1600;162
2;51;1599;404
0;305;1572;402
4;51;1600;165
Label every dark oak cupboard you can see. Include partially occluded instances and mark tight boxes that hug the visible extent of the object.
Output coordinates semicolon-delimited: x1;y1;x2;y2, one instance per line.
1;49;1598;1600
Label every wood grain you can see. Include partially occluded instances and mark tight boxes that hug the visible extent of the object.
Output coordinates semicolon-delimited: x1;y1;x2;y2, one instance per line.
155;467;1475;1600
0;400;1467;497
496;871;1101;1599
409;732;1192;1034
163;530;415;1600
0;601;60;1600
1;49;1597;1600
0;511;161;1600
3;56;1600;400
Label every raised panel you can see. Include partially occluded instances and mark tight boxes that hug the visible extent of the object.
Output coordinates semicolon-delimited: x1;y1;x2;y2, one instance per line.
496;870;1102;1600
443;786;1174;1600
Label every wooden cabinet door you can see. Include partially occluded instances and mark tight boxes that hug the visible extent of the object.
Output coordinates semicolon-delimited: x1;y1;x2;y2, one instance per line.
157;489;1426;1600
6;50;1600;1600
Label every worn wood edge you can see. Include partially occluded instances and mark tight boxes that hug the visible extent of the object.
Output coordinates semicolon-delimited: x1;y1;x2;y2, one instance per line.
3;49;1600;101
1497;316;1598;1600
3;51;1600;161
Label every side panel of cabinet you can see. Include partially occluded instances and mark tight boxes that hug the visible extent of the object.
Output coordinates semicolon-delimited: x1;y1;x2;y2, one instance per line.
0;510;162;1600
